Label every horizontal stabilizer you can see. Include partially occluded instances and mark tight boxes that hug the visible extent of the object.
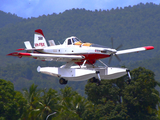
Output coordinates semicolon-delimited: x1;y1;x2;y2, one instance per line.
24;41;32;49
48;40;56;46
25;48;43;51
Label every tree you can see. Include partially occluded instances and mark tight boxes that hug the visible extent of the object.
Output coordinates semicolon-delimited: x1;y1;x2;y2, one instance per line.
122;67;159;120
36;88;59;120
84;80;128;120
52;86;82;120
22;84;41;120
84;67;159;120
53;86;93;120
0;79;26;120
85;79;123;105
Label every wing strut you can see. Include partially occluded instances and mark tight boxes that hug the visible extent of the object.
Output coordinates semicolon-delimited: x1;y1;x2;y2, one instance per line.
98;60;108;67
81;60;87;67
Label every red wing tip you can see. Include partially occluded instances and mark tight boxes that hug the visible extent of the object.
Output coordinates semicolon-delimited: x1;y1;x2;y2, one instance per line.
7;52;31;56
18;53;31;56
144;46;154;50
16;48;25;51
7;52;19;56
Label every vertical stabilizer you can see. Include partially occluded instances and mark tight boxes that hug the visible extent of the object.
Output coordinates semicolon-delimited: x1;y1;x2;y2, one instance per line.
34;29;48;48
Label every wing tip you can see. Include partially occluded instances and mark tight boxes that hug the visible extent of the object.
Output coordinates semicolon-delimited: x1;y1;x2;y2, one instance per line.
16;48;25;51
144;46;154;50
7;52;18;56
7;52;31;57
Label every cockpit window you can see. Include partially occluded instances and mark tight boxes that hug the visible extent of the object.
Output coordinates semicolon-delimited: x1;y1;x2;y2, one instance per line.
75;38;81;42
68;39;72;45
72;38;77;43
72;37;82;44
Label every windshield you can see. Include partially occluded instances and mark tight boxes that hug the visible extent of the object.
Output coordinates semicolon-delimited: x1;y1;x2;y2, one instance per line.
72;37;82;43
90;44;107;48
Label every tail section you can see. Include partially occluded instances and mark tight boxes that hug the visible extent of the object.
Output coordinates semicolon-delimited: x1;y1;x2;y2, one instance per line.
34;29;48;48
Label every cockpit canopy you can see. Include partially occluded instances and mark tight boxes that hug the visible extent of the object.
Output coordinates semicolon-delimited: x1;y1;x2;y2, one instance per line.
63;36;82;45
63;36;106;48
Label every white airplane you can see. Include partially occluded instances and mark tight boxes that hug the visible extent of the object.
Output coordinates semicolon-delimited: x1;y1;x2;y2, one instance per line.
8;29;154;85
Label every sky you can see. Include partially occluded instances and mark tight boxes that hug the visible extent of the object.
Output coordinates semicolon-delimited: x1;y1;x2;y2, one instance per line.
0;0;160;18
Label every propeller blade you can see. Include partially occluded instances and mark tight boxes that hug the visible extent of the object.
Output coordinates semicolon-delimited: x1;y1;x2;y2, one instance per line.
108;37;122;65
115;54;121;62
108;55;113;65
116;44;123;50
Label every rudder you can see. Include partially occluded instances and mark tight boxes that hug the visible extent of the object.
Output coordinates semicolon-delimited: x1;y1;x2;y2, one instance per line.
34;29;48;48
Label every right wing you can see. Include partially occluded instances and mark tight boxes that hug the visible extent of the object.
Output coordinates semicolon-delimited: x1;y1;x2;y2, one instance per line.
7;52;85;62
116;46;154;55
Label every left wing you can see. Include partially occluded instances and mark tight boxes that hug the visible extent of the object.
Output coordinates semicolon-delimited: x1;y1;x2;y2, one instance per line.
7;52;85;62
116;46;154;55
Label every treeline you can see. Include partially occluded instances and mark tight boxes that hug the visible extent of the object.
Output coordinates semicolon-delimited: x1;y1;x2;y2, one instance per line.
0;10;23;28
1;67;160;120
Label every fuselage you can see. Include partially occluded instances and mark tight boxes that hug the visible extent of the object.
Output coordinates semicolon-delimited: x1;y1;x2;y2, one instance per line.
38;44;114;65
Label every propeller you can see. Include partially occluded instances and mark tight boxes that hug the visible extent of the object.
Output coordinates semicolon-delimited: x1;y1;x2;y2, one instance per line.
108;37;123;65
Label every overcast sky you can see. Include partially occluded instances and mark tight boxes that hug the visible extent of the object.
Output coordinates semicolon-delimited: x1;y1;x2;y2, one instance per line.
0;0;159;18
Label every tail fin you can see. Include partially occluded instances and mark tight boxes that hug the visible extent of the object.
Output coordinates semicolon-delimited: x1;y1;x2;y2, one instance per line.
34;29;48;48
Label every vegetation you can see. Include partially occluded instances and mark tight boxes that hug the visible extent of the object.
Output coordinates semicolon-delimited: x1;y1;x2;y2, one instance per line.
0;67;160;119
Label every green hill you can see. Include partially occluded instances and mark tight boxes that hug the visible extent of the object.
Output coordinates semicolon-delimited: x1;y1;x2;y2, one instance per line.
0;2;160;94
0;10;23;28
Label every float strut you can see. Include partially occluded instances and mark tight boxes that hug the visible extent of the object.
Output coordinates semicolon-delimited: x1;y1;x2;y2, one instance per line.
96;71;101;86
126;70;131;84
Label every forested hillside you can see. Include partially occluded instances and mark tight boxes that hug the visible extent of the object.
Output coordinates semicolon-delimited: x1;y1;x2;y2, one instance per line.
0;2;160;93
0;10;23;28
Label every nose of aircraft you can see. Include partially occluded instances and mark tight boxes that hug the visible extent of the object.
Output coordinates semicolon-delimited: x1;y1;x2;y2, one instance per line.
111;49;117;53
106;48;117;54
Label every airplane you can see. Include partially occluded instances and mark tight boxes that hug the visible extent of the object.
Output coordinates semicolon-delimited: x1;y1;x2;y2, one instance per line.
7;29;154;85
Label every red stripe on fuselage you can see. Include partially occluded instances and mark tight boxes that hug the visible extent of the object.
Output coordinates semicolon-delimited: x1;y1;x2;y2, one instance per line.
75;53;110;65
82;53;110;60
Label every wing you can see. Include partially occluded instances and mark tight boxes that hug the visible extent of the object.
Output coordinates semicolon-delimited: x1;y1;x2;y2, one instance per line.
7;52;85;62
116;46;154;55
